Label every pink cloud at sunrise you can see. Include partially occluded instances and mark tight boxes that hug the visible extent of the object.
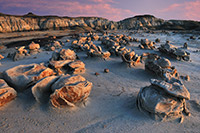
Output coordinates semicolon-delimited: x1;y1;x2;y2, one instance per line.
0;0;199;21
158;0;200;20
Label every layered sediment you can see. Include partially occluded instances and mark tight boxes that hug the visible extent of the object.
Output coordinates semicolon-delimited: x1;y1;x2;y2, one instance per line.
0;13;200;33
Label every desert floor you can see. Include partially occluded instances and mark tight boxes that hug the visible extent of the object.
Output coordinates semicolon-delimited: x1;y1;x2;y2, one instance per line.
0;30;200;133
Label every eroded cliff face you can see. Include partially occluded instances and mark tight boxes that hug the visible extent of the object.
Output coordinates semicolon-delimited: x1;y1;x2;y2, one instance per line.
118;15;165;30
0;13;118;32
0;13;199;33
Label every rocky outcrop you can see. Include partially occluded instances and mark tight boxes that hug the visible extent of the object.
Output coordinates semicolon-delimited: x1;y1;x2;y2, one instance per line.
0;13;199;33
118;15;200;30
0;13;118;32
118;15;165;30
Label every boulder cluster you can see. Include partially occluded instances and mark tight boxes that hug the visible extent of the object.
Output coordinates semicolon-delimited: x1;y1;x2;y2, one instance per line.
71;33;111;59
0;48;92;108
7;42;41;61
137;79;190;122
144;53;178;80
44;41;63;51
49;49;85;75
101;34;141;66
158;42;190;61
139;39;156;49
137;53;190;122
0;31;193;123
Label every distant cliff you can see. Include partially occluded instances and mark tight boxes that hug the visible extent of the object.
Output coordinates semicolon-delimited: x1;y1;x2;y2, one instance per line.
0;12;118;32
118;15;200;30
0;13;200;32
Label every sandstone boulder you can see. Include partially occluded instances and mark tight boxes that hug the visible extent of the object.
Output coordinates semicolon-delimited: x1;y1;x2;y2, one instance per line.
49;60;85;75
31;76;59;103
29;41;40;50
8;46;29;61
67;60;86;74
109;46;130;56
145;54;178;80
29;42;40;55
137;79;190;122
121;51;141;67
50;75;92;107
139;39;155;49
50;49;77;61
52;41;62;49
0;54;4;60
0;79;17;107
158;42;190;61
3;63;54;91
87;45;111;59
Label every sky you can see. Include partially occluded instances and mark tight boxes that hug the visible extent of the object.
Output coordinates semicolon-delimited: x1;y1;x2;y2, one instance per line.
0;0;200;21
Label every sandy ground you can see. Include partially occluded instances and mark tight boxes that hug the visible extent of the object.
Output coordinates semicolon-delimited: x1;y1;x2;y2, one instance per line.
0;30;200;133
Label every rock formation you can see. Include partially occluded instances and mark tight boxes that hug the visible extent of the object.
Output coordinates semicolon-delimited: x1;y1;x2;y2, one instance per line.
7;46;29;61
144;53;179;80
139;39;155;50
50;75;93;107
31;76;59;103
50;49;78;61
2;63;54;91
0;79;17;107
158;42;190;61
29;41;40;54
121;51;141;67
0;13;199;33
137;79;190;122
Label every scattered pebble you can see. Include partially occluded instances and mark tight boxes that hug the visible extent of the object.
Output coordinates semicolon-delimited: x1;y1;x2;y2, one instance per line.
104;69;109;73
95;72;100;76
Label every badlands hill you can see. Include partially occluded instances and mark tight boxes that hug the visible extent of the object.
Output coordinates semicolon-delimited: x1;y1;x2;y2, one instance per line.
0;12;200;32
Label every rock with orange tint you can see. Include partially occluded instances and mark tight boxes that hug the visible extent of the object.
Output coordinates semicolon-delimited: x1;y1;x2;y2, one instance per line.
67;60;86;74
139;39;155;49
102;51;111;60
87;45;111;60
2;63;54;91
121;51;141;67
52;41;62;49
32;76;59;103
0;54;4;60
50;75;92;107
29;41;40;55
50;49;77;61
144;53;178;80
49;60;72;75
29;41;40;50
8;46;29;61
0;79;17;107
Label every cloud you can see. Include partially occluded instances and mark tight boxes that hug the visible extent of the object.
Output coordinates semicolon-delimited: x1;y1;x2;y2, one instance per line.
158;0;200;20
0;0;135;21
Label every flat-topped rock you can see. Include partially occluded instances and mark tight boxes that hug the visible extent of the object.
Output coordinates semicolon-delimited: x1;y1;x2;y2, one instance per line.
3;63;54;91
150;79;190;100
